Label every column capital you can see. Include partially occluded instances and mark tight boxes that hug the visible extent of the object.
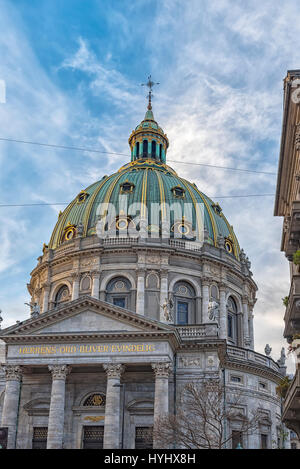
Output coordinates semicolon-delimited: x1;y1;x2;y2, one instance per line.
91;270;101;278
1;365;23;381
70;271;80;280
103;363;125;379
48;364;71;380
159;268;169;278
136;267;146;277
152;362;172;378
241;295;249;304
201;277;211;286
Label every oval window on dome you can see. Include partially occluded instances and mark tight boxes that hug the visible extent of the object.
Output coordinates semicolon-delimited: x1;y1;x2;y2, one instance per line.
171;219;194;240
225;237;234;254
116;219;128;230
62;222;76;242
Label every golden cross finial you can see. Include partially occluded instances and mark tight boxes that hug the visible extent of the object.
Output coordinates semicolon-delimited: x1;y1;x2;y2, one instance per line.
141;75;159;110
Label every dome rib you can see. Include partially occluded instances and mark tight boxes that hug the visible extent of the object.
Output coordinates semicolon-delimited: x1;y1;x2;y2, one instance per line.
82;174;119;237
48;159;240;258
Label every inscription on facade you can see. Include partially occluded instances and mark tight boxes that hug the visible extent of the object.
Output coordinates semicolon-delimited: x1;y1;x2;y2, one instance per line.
16;343;156;356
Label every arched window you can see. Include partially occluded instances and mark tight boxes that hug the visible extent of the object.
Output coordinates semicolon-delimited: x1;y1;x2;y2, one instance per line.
54;285;70;308
159;144;162;159
106;277;131;309
227;296;238;344
83;393;106;407
210;285;219;301
135;142;140;159
173;281;195;325
81;276;91;291
143;140;148;158
151;141;156;159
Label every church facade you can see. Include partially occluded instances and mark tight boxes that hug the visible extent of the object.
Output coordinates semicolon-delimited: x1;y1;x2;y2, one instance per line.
0;95;286;449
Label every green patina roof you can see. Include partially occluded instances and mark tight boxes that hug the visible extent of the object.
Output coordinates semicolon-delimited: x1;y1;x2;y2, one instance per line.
49;158;240;258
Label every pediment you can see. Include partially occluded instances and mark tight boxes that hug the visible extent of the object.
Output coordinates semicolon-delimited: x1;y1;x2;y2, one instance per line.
35;309;145;334
0;296;174;338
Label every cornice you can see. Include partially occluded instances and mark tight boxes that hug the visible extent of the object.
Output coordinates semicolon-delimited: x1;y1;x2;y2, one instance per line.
222;358;283;383
1;331;180;350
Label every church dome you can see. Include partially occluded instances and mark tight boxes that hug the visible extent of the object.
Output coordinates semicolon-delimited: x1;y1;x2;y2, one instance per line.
48;102;240;258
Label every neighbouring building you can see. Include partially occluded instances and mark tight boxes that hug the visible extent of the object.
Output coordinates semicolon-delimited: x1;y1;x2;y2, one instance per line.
274;69;300;439
0;91;287;449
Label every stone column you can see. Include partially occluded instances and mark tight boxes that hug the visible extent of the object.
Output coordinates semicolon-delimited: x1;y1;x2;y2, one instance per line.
249;310;255;350
103;363;125;449
136;269;145;315
160;269;168;322
42;284;50;313
71;273;79;301
91;271;100;299
202;278;210;323
219;285;227;340
242;296;250;348
152;362;171;449
47;364;71;449
1;365;23;449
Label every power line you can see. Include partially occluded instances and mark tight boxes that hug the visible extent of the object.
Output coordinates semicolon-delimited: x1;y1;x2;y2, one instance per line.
0;137;277;175
0;194;275;208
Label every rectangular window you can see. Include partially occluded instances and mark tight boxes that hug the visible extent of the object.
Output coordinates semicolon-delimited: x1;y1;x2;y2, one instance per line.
32;427;48;449
261;434;268;449
82;426;104;449
232;430;243;449
177;301;188;324
113;297;125;308
259;382;267;390
135;427;153;449
231;375;242;383
228;314;233;338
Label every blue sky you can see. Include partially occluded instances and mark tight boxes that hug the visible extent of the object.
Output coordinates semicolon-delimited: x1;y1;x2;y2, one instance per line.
0;0;299;370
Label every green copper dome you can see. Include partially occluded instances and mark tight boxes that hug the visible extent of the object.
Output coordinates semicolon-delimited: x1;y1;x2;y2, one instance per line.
48;156;240;258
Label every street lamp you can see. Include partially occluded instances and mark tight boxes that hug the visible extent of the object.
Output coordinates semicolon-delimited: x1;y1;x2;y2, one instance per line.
113;383;125;449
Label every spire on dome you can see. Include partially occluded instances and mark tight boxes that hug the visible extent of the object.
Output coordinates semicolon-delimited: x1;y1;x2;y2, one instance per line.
128;76;168;163
141;75;159;113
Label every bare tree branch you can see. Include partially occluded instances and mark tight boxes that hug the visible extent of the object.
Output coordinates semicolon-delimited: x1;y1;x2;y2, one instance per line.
151;378;261;449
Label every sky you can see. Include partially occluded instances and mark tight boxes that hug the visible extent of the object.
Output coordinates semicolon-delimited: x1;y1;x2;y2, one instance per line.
0;0;299;372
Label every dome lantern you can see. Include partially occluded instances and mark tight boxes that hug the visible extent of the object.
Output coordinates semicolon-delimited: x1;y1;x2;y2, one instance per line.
128;76;169;163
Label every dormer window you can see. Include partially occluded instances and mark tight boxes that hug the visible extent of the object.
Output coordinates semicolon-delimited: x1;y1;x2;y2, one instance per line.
120;181;135;194
172;186;185;198
212;203;222;215
77;191;88;204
